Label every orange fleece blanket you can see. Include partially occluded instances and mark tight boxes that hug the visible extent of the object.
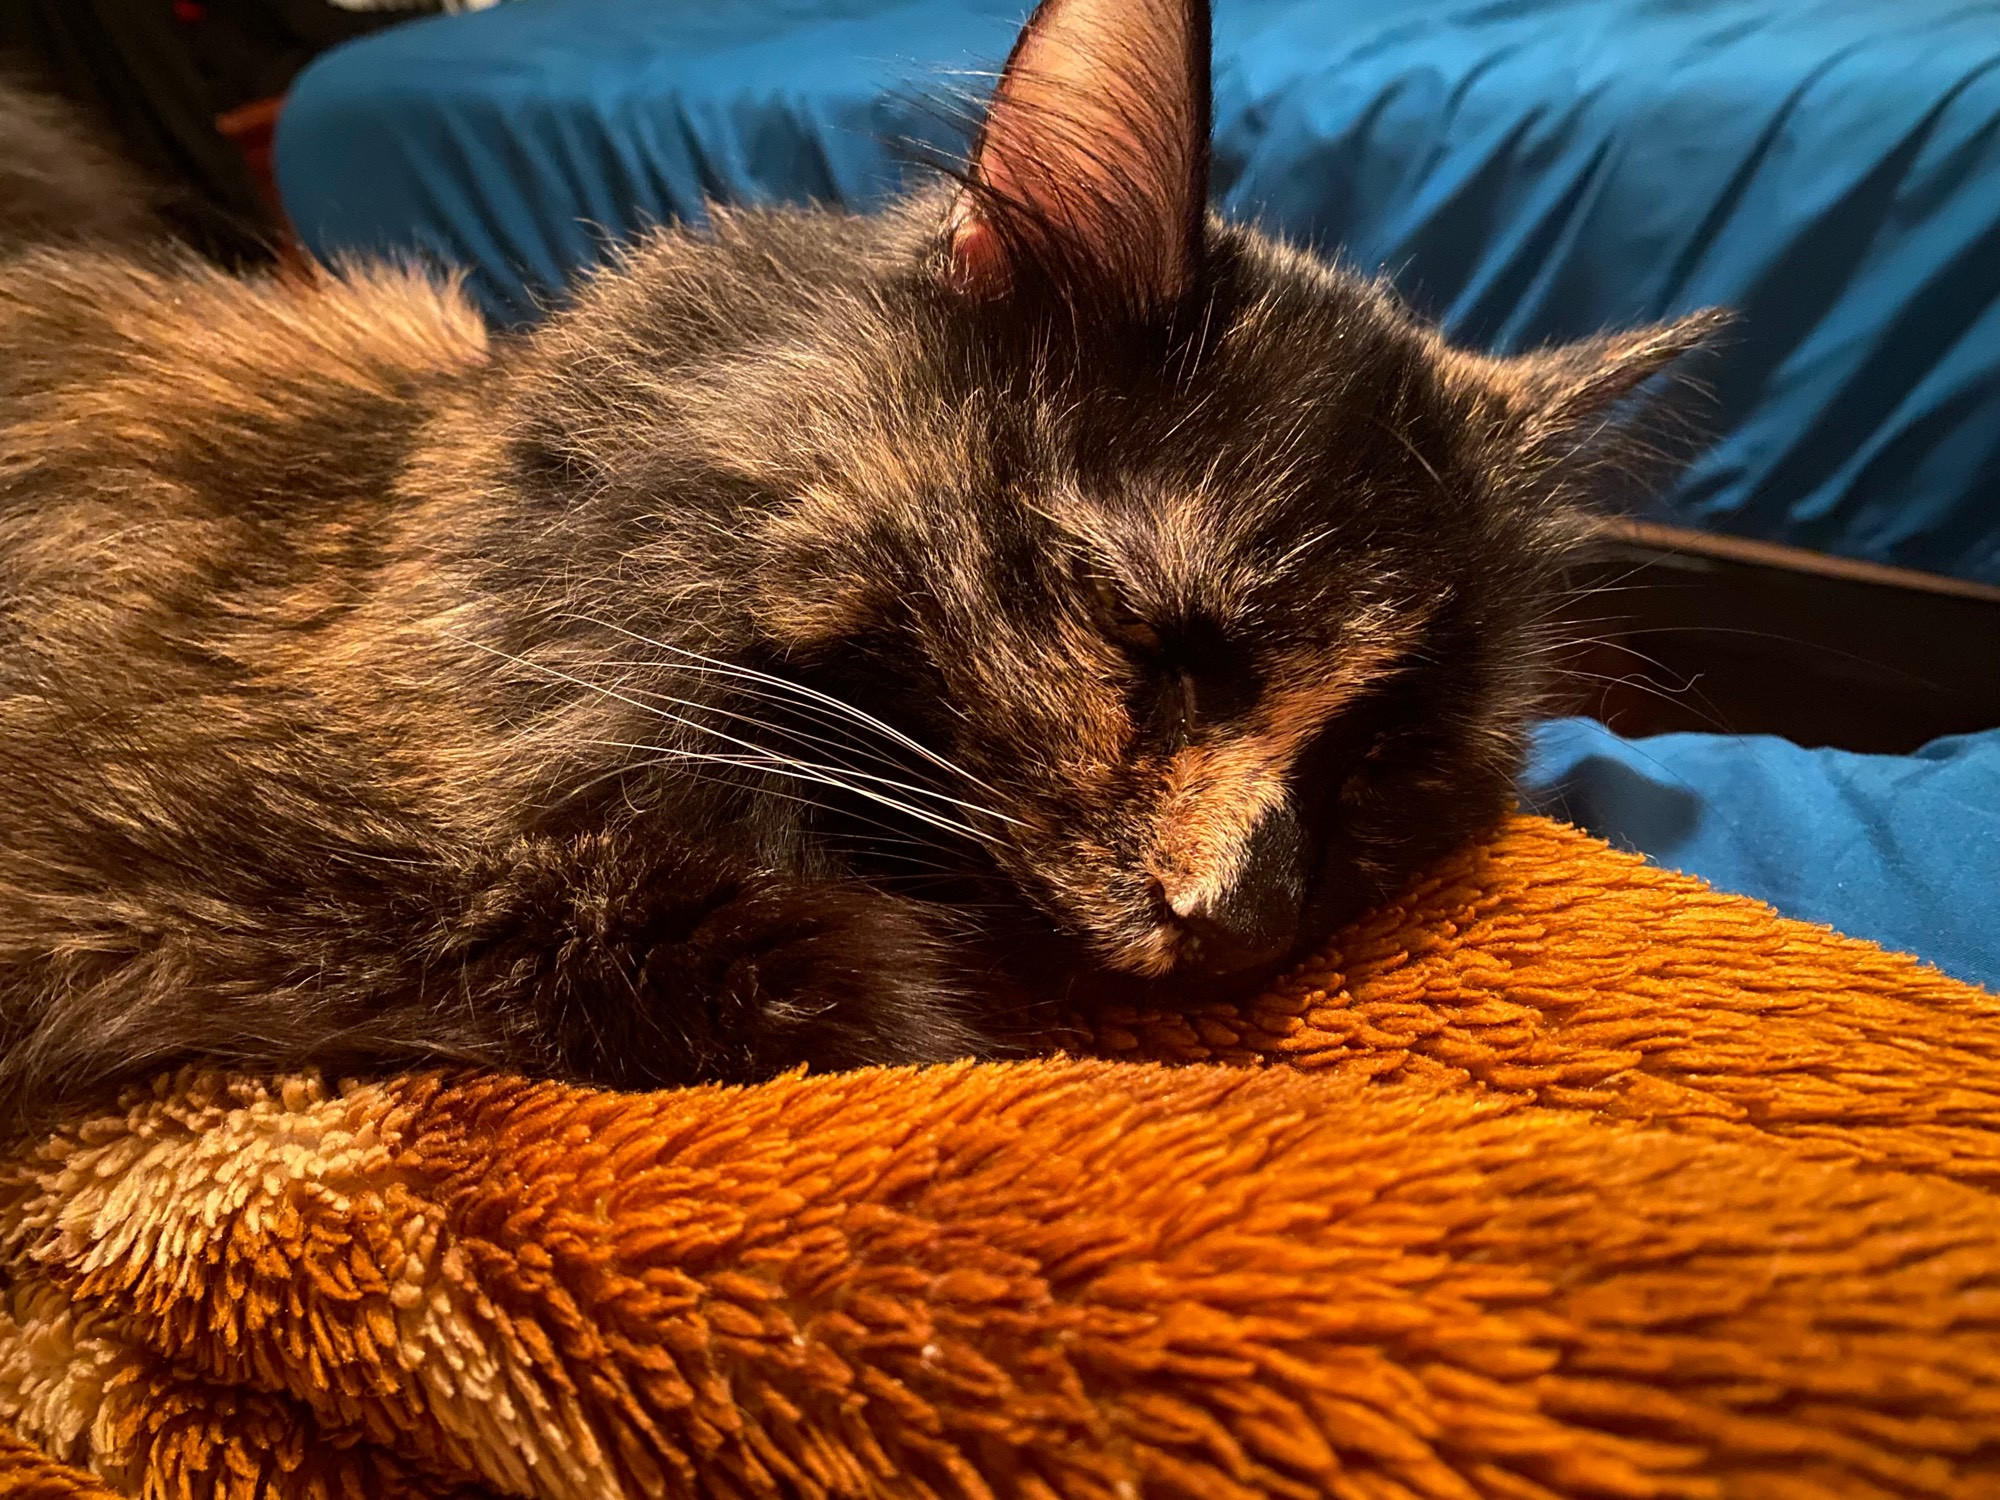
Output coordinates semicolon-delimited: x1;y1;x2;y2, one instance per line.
0;816;1996;1500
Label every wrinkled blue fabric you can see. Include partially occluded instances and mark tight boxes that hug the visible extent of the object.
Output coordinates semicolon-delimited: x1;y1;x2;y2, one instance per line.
275;0;2000;581
1524;719;2000;991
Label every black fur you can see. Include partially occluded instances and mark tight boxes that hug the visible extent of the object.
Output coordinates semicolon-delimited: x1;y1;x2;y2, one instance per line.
0;60;169;255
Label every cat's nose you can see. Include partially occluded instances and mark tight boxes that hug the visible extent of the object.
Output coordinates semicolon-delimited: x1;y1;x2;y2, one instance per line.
1171;804;1307;977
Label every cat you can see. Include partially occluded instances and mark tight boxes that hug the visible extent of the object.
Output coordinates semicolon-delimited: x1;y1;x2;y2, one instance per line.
0;0;1720;1128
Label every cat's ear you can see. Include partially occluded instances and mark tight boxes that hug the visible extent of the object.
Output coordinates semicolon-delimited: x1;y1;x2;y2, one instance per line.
944;0;1211;313
1448;309;1731;460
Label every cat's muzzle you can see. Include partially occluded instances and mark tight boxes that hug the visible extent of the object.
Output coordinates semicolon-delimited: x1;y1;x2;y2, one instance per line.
1172;803;1308;977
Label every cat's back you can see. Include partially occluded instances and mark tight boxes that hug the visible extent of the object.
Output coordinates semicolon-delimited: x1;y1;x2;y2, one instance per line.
0;249;490;479
0;250;490;624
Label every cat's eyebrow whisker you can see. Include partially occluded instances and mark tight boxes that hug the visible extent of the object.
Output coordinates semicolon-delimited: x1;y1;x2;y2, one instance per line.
576;617;1009;802
1265;524;1340;579
458;637;1019;835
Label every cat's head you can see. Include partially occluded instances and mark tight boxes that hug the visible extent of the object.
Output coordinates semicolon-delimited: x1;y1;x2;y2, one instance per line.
541;0;1720;994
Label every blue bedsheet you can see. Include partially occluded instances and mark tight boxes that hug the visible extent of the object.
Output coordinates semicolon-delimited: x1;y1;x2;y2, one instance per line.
1524;721;2000;991
275;0;2000;583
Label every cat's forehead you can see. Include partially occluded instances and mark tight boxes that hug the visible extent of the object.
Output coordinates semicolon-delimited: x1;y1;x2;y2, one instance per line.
1030;474;1264;607
995;461;1420;643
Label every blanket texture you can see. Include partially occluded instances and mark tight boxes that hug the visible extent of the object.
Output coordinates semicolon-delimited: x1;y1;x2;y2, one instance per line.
0;816;1997;1500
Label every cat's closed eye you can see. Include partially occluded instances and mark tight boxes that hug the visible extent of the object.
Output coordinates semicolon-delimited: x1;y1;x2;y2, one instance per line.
1085;572;1162;655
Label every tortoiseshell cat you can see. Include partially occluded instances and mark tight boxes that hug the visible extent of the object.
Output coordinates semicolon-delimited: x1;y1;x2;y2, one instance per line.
0;0;1718;1125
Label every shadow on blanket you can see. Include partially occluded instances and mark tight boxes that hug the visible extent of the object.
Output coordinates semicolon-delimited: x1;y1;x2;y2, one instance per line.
0;816;1996;1499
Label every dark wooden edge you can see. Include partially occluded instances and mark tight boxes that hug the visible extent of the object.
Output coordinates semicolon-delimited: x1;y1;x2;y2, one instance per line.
1603;519;2000;604
1554;524;2000;753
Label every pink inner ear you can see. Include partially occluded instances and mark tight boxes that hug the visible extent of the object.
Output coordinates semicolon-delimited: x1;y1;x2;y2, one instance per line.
950;0;1209;309
947;210;1012;298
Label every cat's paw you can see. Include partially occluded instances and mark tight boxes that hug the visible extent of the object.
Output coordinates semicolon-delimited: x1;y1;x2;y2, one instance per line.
500;833;1000;1086
665;872;996;1082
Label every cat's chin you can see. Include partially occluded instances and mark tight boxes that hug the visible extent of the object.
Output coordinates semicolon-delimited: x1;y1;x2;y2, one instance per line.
966;921;1324;1036
934;847;1404;1047
1079;959;1294;1011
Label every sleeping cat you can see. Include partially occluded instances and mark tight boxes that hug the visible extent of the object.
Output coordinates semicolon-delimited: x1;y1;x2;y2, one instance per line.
0;0;1718;1125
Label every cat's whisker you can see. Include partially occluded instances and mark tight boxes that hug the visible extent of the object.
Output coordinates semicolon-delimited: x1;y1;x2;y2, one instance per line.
1551;632;1705;688
570;656;939;783
1265;524;1340;579
815;830;963;860
457;637;1015;840
582;738;1003;846
599;631;981;776
1548;627;1746;734
587;640;984;784
580;669;1018;825
1553;555;1678;605
1553;665;1733;734
541;675;995;854
817;845;971;879
579;618;1013;805
576;656;896;748
574;728;990;839
592;754;958;855
1606;623;1956;692
1369;415;1449;496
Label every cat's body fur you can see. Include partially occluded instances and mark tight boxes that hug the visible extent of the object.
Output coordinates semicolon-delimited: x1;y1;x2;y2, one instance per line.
0;0;1717;1127
0;238;991;1112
